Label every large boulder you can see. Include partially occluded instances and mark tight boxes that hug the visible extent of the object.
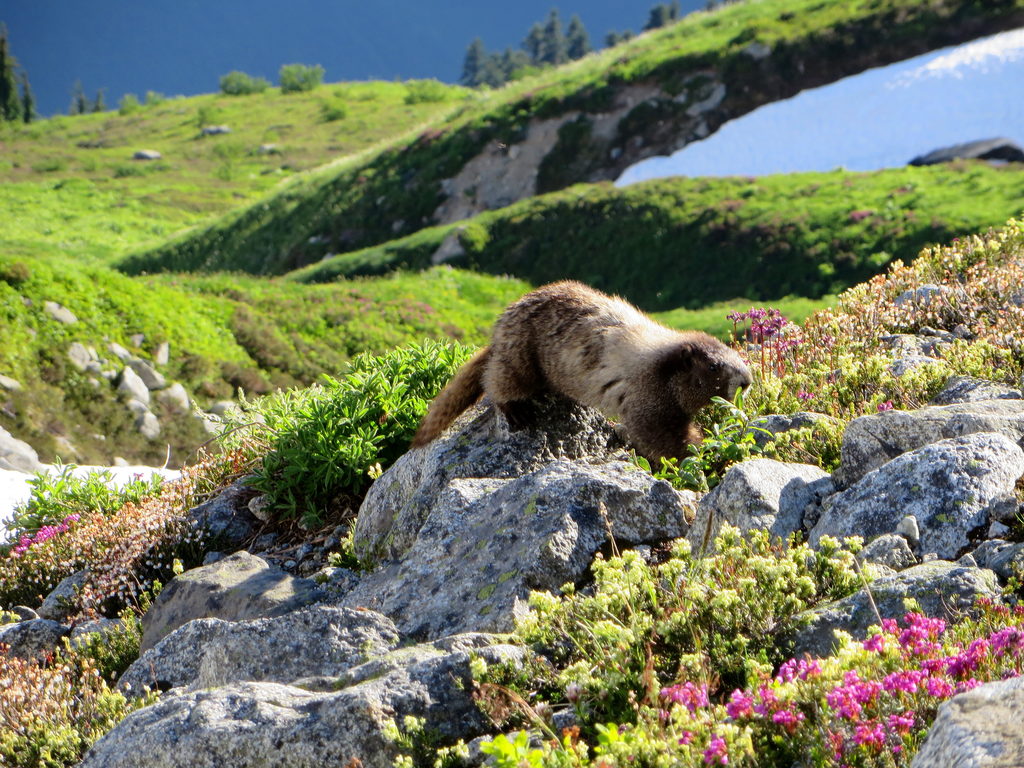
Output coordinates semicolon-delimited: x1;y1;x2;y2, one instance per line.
184;480;261;548
788;561;1000;658
833;400;1024;489
931;375;1022;406
139;552;324;652
352;397;624;563
81;638;526;768
810;433;1024;559
687;459;830;552
120;605;401;694
912;675;1024;768
909;137;1024;166
0;618;71;661
343;459;695;639
0;425;42;473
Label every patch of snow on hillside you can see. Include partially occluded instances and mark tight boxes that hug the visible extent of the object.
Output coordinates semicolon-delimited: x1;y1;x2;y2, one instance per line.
617;27;1024;183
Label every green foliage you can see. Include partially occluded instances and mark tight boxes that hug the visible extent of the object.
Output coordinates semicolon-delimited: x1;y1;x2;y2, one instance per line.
279;63;324;93
635;393;768;492
0;24;22;123
404;79;451;105
319;99;348;122
117;93;141;116
290;165;1024;312
230;340;475;525
486;529;862;728
8;463;164;539
219;70;271;96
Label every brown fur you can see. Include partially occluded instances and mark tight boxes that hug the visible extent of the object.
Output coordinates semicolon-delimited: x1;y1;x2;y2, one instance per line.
412;281;753;461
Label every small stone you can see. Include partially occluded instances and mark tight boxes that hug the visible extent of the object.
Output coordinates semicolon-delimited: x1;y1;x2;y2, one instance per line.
127;358;166;390
108;342;132;361
67;342;93;370
155;342;170;366
921;552;938;563
129;333;145;348
989;521;1011;538
0;374;22;391
10;606;39;621
157;383;190;415
43;301;77;324
858;534;917;571
248;495;272;522
117;366;150;405
896;515;920;547
135;411;161;440
956;553;979;568
132;149;162;161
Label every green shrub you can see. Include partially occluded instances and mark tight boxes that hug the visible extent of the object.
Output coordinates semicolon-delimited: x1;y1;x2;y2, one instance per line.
233;340;473;525
117;94;141;115
279;63;325;93
481;528;862;729
218;70;271;96
32;158;67;173
319;100;348;122
7;464;164;539
144;91;167;106
0;260;31;285
403;79;450;104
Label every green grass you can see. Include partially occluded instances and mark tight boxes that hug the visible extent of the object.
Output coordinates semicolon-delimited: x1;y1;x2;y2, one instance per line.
0;80;470;265
120;0;1024;277
287;163;1024;311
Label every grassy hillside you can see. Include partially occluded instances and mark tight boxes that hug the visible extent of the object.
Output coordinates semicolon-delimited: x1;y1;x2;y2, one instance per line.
0;80;469;263
0;258;525;466
287;163;1024;310
119;0;1024;277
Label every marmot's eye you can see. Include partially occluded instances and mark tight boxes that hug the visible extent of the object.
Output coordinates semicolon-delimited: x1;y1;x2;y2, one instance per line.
709;361;722;373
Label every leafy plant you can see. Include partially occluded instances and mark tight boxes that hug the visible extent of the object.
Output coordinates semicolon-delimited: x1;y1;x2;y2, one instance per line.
219;70;270;96
238;340;474;525
279;63;324;93
403;79;451;104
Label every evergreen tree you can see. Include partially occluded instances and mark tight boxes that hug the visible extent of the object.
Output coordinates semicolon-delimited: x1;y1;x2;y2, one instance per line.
19;71;34;123
478;52;507;88
539;8;566;66
644;2;681;31
522;22;545;64
70;80;88;115
461;38;487;86
566;14;591;60
92;88;106;113
0;24;22;122
499;48;531;81
604;30;634;47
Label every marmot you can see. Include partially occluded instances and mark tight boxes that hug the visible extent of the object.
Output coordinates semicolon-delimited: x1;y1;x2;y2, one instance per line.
412;280;753;462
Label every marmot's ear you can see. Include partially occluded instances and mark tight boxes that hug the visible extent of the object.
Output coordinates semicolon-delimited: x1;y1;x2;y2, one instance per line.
657;343;695;378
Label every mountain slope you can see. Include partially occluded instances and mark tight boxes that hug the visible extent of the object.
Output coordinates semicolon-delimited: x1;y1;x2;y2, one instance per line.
119;0;1024;278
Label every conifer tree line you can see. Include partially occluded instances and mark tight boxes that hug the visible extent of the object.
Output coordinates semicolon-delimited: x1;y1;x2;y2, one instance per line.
0;24;34;123
460;1;689;88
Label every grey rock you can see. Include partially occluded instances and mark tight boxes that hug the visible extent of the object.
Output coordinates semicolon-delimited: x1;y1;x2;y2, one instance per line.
154;341;170;366
120;605;400;694
910;137;1024;166
932;376;1022;406
687;459;830;552
857;534;917;571
140;551;324;652
789;562;999;658
430;230;466;265
834;400;1024;488
896;514;921;547
988;521;1011;538
208;400;239;418
957;553;979;568
10;606;39;621
746;411;839;447
344;458;694;639
0;618;71;660
117;366;150;406
353;396;624;563
135;411;161;440
185;480;261;547
742;41;771;59
0;374;22;391
0;425;42;472
67;342;94;371
43;300;77;324
82;640;526;768
127;358;167;390
37;570;89;622
126;399;149;416
129;333;145;348
911;675;1024;768
108;342;132;361
132;149;162;160
894;284;947;307
889;355;944;377
811;434;1024;560
200;125;231;135
970;540;1024;581
156;383;190;414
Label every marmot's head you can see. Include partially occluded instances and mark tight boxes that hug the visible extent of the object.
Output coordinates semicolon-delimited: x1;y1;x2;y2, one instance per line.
659;334;753;414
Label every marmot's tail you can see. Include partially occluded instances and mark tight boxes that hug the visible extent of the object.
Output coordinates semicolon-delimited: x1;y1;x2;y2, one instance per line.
411;347;490;447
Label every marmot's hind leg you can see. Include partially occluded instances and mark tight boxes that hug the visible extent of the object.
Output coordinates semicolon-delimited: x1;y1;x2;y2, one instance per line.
483;338;544;432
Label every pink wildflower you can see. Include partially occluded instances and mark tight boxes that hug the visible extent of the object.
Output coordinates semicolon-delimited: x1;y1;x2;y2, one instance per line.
772;708;805;733
726;689;754;720
661;682;709;713
863;634;885;653
877;400;894;412
853;721;885;750
703;735;729;765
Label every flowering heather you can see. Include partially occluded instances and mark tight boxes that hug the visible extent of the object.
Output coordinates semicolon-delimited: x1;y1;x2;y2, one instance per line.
740;220;1024;421
0;450;240;613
